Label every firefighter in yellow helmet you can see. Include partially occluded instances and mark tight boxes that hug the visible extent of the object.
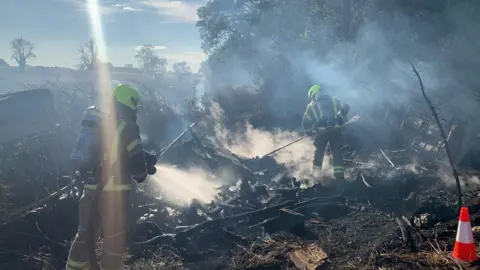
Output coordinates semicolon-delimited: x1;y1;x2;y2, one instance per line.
66;84;156;270
302;84;349;181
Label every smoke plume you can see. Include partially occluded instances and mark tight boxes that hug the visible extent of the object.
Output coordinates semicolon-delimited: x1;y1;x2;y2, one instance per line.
198;1;480;159
210;102;333;180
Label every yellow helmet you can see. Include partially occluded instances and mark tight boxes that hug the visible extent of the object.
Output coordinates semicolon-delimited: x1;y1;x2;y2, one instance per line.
113;84;140;110
307;84;321;99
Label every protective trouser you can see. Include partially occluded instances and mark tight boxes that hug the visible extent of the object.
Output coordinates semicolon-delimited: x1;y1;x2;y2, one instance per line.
313;128;344;180
65;187;132;270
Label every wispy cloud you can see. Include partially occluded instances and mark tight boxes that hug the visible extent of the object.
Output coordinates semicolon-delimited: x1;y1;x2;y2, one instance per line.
66;0;205;19
134;45;168;51
123;6;137;11
140;0;205;22
63;0;144;14
112;3;143;12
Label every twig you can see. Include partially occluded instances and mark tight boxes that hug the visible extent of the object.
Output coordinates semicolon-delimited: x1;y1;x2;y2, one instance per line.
344;159;391;168
380;148;395;168
428;239;465;270
141;200;297;245
401;215;426;242
409;61;463;210
1;177;76;224
209;195;242;215
247;217;277;229
0;248;46;262
395;217;414;251
222;227;248;246
138;196;340;246
401;216;412;227
433;228;441;252
436;124;456;153
389;149;407;153
359;172;372;188
36;220;67;247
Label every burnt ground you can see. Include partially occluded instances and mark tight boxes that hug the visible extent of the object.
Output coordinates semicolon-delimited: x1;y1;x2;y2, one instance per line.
128;173;480;270
1;142;480;270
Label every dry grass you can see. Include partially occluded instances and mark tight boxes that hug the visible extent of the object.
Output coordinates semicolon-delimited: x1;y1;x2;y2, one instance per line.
369;248;480;270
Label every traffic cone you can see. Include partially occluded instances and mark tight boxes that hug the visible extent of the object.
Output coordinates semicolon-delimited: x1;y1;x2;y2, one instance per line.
452;207;478;262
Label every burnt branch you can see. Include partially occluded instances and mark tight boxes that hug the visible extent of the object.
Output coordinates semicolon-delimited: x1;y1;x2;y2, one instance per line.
380;148;395;168
136;196;341;246
0;177;76;225
409;61;462;210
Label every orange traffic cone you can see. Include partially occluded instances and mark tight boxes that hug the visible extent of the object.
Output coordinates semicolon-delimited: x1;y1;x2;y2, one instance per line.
452;207;478;262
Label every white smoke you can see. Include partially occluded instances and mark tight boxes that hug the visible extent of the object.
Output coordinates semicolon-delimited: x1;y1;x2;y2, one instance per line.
210;102;333;181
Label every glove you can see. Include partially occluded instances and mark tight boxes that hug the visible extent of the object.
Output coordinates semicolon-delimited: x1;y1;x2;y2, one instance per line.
144;152;157;176
340;104;350;117
145;152;157;167
133;172;147;183
147;165;156;175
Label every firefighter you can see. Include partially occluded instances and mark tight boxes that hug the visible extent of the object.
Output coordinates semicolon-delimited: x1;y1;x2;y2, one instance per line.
66;84;156;270
302;84;349;181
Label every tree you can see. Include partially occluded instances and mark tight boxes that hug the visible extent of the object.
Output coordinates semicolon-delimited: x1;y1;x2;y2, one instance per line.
134;45;167;78
172;61;192;74
193;0;480;142
10;38;36;71
78;39;98;70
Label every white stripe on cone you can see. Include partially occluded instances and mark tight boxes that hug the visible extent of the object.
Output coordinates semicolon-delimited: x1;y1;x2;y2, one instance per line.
456;221;474;244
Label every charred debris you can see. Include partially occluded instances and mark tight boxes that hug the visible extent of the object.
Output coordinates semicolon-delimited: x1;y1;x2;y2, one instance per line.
0;83;480;270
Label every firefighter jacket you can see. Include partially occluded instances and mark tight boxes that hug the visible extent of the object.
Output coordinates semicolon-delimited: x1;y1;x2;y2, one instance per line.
302;94;348;132
83;118;148;192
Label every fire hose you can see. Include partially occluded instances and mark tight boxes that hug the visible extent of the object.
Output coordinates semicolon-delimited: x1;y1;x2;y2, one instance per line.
259;115;360;158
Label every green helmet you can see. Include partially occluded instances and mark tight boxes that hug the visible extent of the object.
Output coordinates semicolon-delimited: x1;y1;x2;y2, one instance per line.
308;84;321;99
113;84;140;110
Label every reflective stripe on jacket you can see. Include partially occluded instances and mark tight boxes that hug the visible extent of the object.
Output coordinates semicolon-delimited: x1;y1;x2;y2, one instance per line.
85;119;146;191
302;95;344;131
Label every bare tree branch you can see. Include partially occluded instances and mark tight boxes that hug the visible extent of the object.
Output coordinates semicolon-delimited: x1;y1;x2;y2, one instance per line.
409;61;462;210
78;39;98;70
0;177;76;225
380;148;395;168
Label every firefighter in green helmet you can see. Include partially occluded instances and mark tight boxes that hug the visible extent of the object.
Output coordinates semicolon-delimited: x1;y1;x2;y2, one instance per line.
302;84;350;181
66;84;157;270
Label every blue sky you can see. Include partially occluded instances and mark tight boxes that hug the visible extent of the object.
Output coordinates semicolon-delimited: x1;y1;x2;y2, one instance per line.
0;0;208;72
